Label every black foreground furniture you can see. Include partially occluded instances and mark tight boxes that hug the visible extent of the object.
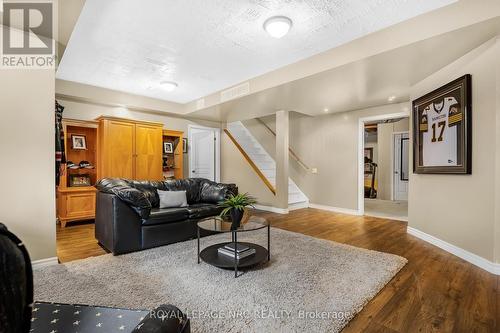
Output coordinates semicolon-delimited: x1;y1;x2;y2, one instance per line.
0;223;190;333
96;178;237;255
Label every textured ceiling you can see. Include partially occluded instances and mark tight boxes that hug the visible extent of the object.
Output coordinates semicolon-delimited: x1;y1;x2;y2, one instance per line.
187;17;500;121
57;0;456;103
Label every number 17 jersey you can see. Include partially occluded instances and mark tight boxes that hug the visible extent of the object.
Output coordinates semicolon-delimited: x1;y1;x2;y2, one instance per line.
421;97;460;166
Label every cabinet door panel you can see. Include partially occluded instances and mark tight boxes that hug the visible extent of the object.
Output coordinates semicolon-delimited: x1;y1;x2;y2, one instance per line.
135;124;162;180
66;193;96;218
105;121;135;179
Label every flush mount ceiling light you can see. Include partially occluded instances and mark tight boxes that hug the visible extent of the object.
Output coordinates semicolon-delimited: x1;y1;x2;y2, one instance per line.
161;81;178;92
388;95;396;102
263;16;292;39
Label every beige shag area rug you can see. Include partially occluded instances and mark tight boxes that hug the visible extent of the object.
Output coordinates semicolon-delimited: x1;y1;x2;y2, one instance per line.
34;228;406;332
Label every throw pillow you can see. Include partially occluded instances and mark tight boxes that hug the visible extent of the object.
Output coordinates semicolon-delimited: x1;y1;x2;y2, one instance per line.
158;190;188;208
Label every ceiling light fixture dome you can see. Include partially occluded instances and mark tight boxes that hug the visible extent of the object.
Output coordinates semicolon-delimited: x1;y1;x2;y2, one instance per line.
263;16;292;38
161;81;178;92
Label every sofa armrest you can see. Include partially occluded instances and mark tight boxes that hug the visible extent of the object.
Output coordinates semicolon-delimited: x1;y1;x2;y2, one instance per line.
199;182;238;204
96;178;152;218
95;192;143;255
227;183;238;196
132;304;190;333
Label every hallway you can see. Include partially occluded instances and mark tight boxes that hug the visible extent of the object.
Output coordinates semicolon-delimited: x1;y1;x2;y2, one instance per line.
364;199;408;221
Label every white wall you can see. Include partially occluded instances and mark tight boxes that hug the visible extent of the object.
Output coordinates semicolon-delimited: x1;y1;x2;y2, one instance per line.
495;37;500;264
0;69;56;261
409;37;500;262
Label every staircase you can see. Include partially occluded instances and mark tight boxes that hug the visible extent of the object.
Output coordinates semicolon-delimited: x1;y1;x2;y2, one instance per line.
226;121;309;207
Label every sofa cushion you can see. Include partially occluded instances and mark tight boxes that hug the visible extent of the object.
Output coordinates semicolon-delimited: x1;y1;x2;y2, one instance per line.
200;183;231;204
129;182;161;208
163;178;204;204
142;208;189;226
107;186;152;218
96;178;130;191
186;203;223;219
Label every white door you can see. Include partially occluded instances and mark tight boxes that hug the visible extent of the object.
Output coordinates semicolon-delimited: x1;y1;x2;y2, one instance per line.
393;132;409;201
189;127;219;181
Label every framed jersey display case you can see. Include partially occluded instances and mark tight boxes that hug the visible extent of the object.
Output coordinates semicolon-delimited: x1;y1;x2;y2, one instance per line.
413;75;471;174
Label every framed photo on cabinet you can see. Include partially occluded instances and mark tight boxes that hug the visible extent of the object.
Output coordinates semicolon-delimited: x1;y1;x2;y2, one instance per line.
164;142;173;154
71;134;87;150
69;174;91;187
413;74;472;174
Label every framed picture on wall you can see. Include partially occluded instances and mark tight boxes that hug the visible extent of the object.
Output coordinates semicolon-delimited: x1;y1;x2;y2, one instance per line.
413;74;472;174
164;142;173;154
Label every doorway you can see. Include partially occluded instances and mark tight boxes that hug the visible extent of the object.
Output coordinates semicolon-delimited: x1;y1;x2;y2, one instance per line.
188;125;220;182
359;112;410;221
393;132;409;201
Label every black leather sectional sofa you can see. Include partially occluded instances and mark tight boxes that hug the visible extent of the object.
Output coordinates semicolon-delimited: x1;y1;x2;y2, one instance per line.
95;178;237;255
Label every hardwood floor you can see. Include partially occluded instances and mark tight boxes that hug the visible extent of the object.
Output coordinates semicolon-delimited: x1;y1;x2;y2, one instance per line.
56;220;106;262
56;208;499;332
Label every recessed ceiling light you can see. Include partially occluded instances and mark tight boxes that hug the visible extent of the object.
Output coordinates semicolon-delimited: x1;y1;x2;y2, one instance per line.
161;81;178;92
263;16;292;39
388;95;396;102
323;108;329;112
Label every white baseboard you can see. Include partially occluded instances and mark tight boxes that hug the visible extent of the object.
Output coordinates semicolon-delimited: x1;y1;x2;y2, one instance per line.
254;204;289;214
364;213;408;222
308;203;362;216
32;257;58;270
407;227;500;276
288;201;309;211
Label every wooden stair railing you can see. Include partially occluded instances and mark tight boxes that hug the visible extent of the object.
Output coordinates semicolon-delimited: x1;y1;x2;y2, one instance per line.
224;129;276;195
255;118;310;171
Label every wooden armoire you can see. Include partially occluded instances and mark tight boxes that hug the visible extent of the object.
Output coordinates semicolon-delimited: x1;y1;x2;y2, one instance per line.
97;116;163;180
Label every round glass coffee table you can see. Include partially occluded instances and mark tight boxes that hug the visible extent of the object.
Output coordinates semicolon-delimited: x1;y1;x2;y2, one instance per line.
197;215;270;278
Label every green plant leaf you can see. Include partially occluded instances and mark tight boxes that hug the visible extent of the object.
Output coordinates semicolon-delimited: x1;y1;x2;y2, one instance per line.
219;193;256;217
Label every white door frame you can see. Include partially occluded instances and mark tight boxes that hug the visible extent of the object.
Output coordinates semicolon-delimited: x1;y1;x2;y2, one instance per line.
188;124;221;182
391;131;409;201
358;111;410;215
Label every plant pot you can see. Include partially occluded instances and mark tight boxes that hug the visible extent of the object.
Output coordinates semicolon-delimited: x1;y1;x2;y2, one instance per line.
230;208;244;230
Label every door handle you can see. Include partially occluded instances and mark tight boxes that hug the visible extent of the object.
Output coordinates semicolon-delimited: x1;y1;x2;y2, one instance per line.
192;170;196;173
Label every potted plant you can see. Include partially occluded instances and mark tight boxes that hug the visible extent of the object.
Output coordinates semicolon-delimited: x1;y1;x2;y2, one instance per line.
219;193;257;229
